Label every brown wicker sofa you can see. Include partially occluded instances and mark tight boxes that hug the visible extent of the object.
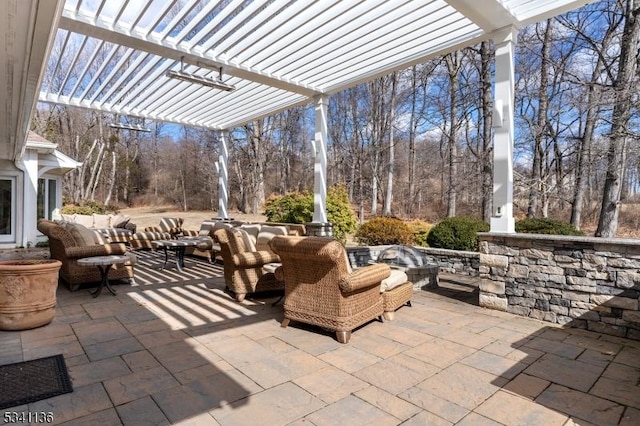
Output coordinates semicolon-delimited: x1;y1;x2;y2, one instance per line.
213;227;283;302
270;236;391;343
37;219;136;291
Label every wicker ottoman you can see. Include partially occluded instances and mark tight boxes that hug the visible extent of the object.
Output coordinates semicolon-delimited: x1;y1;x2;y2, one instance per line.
382;280;413;321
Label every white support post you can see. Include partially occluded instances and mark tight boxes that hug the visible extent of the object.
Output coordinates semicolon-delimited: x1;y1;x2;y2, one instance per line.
218;130;229;219
22;150;39;247
307;94;332;236
313;94;328;223
490;27;517;233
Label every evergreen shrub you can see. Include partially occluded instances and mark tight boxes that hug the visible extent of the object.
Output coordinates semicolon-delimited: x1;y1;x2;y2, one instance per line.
426;217;489;251
60;201;117;215
515;218;584;236
355;217;413;245
406;219;432;247
263;185;357;242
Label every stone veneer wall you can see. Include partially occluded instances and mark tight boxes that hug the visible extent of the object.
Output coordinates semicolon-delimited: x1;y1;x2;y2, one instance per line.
478;233;640;340
346;245;479;276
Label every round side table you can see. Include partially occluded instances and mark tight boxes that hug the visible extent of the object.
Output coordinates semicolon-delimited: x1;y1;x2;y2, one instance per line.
78;255;130;297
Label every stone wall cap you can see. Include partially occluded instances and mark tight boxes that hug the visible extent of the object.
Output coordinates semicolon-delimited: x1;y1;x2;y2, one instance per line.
478;232;640;246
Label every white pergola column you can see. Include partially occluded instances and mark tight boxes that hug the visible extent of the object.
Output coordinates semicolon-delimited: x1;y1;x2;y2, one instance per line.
21;150;39;247
307;94;332;236
218;130;229;219
490;27;517;233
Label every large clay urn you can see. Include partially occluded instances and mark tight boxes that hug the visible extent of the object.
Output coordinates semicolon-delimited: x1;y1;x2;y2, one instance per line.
0;259;62;330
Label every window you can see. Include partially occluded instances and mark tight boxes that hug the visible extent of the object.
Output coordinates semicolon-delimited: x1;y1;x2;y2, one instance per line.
37;178;58;221
0;178;15;242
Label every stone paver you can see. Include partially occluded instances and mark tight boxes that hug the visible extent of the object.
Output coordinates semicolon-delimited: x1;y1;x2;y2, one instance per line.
0;252;637;425
536;384;625;426
416;363;507;411
475;390;568;425
211;382;324;425
523;353;606;392
67;356;132;387
354;386;421;421
305;395;398;426
115;396;170;426
103;365;180;405
293;366;368;403
399;386;470;423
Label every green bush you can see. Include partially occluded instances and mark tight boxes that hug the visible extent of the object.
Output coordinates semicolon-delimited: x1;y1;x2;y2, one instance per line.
406;219;432;247
355;217;414;245
263;184;357;242
515;218;584;236
60;201;118;215
426;217;489;251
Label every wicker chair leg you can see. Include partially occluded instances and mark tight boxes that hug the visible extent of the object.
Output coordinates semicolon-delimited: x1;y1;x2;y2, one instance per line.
235;293;246;302
383;311;395;321
336;330;351;344
281;318;290;328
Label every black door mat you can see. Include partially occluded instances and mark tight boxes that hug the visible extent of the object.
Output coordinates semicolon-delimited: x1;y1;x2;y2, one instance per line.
0;354;73;409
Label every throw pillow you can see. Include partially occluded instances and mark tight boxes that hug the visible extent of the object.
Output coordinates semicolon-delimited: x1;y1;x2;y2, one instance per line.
73;214;94;228
236;229;256;252
111;214;130;228
93;214;111;228
60;213;75;223
64;223;98;246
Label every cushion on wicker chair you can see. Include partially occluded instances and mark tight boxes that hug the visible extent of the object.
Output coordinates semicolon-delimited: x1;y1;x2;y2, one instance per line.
64;223;102;246
380;269;409;292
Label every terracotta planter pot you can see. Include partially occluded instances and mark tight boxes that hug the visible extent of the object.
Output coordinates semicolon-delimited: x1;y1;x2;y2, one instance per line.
0;259;62;330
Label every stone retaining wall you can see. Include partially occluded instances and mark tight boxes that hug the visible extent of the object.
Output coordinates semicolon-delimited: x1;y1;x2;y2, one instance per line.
478;233;640;340
346;245;479;276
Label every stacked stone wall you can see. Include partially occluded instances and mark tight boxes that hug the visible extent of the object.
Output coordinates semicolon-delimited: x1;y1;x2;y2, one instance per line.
478;233;640;340
346;246;479;276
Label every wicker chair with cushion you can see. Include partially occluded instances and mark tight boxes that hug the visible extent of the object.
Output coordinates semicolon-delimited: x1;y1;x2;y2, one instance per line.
270;236;390;344
213;227;283;302
37;219;136;291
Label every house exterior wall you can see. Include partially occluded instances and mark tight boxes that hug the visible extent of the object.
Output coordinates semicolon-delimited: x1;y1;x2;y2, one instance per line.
478;233;640;340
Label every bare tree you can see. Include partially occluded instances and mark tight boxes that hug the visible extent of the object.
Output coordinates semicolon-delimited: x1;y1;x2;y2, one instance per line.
596;0;639;236
445;52;461;217
383;72;397;216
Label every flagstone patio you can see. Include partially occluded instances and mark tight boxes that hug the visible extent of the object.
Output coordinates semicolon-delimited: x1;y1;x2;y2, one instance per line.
1;251;638;425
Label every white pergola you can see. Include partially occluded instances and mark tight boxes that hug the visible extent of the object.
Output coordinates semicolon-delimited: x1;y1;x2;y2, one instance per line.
3;0;592;233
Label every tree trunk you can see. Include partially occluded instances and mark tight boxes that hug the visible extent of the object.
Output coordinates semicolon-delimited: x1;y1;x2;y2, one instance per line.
407;66;417;215
571;15;616;230
596;0;639;237
445;52;460;217
527;19;553;218
383;73;397;216
480;42;493;222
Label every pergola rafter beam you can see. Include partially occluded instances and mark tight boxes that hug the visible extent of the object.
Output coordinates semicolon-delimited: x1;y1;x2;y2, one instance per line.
58;13;321;98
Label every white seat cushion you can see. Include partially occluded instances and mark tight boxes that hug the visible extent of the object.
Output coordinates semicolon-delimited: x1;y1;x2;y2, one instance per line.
236;228;257;252
256;226;287;251
262;262;281;274
380;269;408;292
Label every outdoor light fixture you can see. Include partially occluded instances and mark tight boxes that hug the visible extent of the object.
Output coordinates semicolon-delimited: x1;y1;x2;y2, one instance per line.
108;123;151;132
166;58;236;92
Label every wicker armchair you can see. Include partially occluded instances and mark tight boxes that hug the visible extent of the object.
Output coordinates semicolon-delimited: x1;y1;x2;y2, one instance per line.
213;227;283;302
37;219;135;291
270;236;390;344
